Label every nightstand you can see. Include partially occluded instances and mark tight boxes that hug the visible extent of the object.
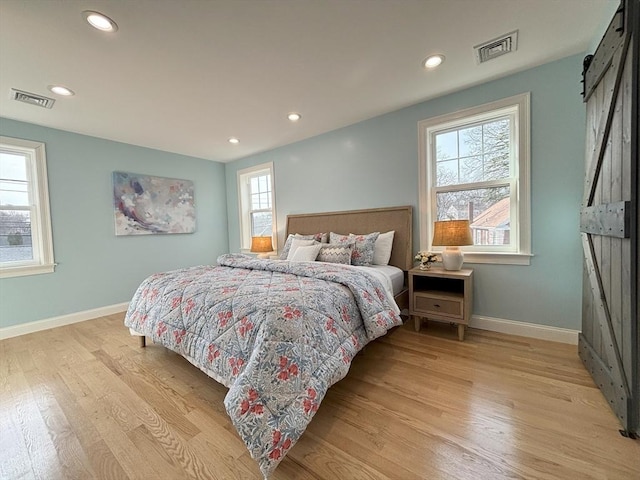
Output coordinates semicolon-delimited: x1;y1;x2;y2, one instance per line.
409;266;473;341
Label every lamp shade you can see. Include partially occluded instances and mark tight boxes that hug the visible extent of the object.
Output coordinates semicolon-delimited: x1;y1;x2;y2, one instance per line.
432;220;473;246
250;236;274;253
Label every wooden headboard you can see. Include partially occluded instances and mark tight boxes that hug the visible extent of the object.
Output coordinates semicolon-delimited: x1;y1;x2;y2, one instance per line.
285;206;413;271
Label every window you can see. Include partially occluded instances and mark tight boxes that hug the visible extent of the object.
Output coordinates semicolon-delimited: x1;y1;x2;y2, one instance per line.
0;136;55;277
237;162;276;251
418;93;531;264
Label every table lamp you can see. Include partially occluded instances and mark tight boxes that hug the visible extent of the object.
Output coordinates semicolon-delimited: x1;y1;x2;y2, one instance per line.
250;236;274;258
432;220;473;270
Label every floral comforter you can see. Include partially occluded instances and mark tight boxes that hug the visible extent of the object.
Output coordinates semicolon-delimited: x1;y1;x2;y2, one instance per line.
124;253;402;478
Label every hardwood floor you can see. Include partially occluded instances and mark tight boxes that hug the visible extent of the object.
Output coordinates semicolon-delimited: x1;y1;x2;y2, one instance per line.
1;313;638;480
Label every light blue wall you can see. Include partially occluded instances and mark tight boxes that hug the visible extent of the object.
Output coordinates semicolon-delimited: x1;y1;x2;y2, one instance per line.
0;118;228;328
226;54;587;330
587;1;620;53
0;54;589;331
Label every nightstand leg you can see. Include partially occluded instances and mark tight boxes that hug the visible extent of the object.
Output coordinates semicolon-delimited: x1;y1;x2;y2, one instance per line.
139;336;146;348
457;324;465;341
413;316;421;332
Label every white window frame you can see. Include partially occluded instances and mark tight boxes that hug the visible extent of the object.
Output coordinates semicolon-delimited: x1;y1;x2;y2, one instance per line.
237;162;276;253
0;136;55;278
418;93;532;265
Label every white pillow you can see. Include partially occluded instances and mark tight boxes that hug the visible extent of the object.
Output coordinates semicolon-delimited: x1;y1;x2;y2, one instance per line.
280;233;327;259
289;243;323;262
286;238;317;260
373;230;395;265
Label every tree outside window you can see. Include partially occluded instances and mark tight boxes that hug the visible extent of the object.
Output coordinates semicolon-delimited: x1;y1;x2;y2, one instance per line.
434;116;512;247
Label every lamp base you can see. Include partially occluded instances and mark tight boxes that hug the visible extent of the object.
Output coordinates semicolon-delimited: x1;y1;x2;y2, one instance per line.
441;247;464;270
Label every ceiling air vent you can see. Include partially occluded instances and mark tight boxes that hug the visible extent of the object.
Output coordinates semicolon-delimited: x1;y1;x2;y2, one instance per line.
10;88;55;109
474;30;518;64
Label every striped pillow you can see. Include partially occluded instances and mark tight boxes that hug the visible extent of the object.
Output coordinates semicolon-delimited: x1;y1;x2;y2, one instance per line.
316;244;353;264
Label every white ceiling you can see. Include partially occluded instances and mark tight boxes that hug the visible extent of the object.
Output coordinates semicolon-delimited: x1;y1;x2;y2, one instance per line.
0;0;615;163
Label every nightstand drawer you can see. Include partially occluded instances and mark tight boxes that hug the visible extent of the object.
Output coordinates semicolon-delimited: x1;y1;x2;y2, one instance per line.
413;292;463;318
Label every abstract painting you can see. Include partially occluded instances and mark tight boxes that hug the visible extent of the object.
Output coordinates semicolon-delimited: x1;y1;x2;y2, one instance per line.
113;171;195;236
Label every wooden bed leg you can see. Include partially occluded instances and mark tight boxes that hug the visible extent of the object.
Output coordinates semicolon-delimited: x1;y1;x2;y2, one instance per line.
139;336;146;348
457;324;465;341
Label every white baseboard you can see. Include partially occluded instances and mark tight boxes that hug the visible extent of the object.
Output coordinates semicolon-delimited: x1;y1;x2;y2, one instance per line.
1;306;579;345
470;315;579;345
0;302;130;340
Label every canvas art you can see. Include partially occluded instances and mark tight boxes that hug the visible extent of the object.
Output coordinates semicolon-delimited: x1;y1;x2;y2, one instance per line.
113;171;195;236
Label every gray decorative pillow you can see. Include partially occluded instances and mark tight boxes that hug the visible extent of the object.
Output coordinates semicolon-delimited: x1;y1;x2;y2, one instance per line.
280;233;326;259
316;243;353;264
329;232;380;266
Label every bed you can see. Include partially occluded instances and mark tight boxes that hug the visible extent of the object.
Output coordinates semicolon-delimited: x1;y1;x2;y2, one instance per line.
124;205;412;478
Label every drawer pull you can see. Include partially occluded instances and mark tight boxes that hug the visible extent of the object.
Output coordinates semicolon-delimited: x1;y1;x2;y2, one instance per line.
434;304;440;308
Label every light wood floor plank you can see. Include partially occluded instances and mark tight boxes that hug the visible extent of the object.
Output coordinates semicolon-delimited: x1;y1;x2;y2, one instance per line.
0;400;36;480
187;428;258;479
5;370;67;479
83;439;130;480
26;373;96;479
1;314;638;480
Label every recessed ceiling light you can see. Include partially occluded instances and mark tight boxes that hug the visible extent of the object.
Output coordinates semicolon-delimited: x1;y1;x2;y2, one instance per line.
83;11;118;32
423;54;445;69
228;137;240;144
287;112;302;122
48;85;75;96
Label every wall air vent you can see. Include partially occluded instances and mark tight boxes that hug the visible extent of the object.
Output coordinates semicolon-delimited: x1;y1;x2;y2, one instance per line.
10;88;55;109
474;30;518;64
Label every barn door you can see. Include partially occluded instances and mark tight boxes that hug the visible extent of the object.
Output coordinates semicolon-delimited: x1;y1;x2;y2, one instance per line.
580;0;638;437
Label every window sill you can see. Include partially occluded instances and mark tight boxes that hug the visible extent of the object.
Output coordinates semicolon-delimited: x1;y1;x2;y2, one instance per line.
463;252;533;266
240;249;279;257
0;263;56;279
